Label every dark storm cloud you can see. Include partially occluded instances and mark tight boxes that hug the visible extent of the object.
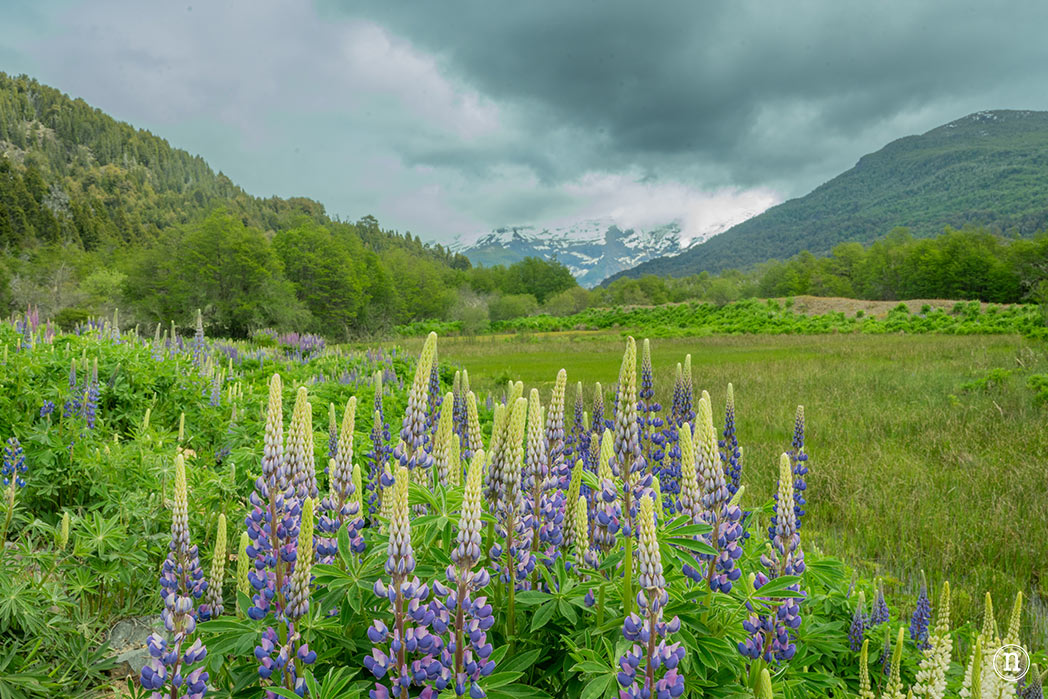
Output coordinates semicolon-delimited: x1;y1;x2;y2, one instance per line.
321;0;1048;191
6;0;1048;241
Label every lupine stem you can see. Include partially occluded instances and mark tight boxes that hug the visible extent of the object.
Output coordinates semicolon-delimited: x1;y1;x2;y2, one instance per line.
622;535;634;617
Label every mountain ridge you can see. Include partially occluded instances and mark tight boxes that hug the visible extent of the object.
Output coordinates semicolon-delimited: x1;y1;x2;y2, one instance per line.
606;109;1048;283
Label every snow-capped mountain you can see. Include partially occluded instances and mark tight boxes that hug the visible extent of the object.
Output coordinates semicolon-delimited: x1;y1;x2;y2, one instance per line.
450;219;715;287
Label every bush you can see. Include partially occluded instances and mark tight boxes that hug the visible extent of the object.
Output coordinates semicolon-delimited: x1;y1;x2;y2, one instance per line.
489;293;539;322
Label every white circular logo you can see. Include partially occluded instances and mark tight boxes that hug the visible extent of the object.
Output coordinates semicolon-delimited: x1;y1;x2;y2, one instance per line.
992;644;1030;682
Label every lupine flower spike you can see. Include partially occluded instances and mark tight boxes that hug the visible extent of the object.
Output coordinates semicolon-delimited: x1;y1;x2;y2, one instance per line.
366;465;442;698
439;450;496;697
200;514;227;620
739;453;804;663
859;639;874;699
850;591;868;652
910;572;932;649
616;494;685;698
912;582;950;699
319;397;364;563
883;627;907;699
140;454;209;698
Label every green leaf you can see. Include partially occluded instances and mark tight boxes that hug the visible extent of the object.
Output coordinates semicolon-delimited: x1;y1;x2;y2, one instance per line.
580;673;614;699
530;600;557;631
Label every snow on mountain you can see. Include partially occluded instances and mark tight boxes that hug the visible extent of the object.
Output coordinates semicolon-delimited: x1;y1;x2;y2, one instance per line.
450;218;716;287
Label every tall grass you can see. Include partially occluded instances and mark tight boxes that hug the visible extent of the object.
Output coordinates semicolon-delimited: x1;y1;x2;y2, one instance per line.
412;332;1048;637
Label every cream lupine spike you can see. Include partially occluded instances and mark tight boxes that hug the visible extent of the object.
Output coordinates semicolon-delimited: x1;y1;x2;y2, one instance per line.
57;512;70;551
598;429;614;482
683;354;692;390
466;391;482;455
985;592;1024;699
976;593;1001;699
236;532;250;599
206;514;227;614
563;460;584;551
882;627;907;699
461;369;470;394
913;582;951;699
508;381;524;408
755;668;773;699
572;495;590;564
433;391;455;486
450;435;462;487
678;423;700;519
178;412;186;443
350;463;364;514
695;394;723;508
960;638;984;699
331;397;357;500
860;639;875;699
651;476;662;517
287;497;315;619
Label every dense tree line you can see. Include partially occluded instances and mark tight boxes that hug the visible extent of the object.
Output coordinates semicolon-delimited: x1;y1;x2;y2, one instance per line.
593;227;1048;309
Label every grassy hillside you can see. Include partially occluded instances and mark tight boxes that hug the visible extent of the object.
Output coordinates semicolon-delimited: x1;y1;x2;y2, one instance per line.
610;110;1048;281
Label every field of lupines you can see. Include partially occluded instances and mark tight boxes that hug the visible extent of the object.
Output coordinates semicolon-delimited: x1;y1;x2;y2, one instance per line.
0;311;1044;698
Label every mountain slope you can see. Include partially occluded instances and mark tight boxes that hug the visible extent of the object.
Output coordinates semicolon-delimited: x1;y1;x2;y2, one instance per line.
608;110;1048;282
452;219;707;287
0;72;466;267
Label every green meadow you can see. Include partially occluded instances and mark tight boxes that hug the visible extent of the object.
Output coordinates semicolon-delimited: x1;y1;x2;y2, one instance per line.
406;331;1048;637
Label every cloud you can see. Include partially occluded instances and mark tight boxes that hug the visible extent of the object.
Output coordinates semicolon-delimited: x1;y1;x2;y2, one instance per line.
5;0;1048;243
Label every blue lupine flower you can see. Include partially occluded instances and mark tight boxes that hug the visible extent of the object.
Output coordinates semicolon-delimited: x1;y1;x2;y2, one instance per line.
2;437;27;489
910;576;932;649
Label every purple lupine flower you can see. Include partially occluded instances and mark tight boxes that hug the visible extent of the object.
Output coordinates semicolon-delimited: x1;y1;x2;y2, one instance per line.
244;375;301;625
209;371;222;408
63;360;81;418
617;494;686;699
849;592;868;652
439;451;496;697
318;398;365;563
739;454;805;664
425;358;443;449
719;383;742;496
638;340;665;477
592;431;621;554
910;577;932;650
611;338;651;538
694;395;744;593
367;466;444;697
392;333;437;475
489;398;536;590
140;454;209;698
367;371;393;516
524;388;564;574
566;381;586;466
452;370;470;459
39;400;55;418
870;584;889;626
2;437;27;489
546;370;569;489
84;360;100;430
788;405;808;529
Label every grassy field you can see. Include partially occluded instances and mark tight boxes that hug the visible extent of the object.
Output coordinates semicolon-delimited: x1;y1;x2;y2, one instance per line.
401;331;1048;637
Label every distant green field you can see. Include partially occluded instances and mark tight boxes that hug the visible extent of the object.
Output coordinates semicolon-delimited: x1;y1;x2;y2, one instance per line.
403;331;1048;635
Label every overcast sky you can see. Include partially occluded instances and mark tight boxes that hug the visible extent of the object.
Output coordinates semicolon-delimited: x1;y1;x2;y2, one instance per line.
4;0;1048;244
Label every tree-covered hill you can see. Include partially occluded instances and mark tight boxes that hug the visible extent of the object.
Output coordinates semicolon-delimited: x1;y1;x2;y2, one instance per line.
608;110;1048;282
0;72;525;335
